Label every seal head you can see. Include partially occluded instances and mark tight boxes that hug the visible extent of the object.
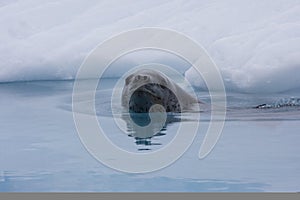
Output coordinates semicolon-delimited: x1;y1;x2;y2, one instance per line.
122;69;199;113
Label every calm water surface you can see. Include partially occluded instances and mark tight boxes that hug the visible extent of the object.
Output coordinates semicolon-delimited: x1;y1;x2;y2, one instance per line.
0;79;299;191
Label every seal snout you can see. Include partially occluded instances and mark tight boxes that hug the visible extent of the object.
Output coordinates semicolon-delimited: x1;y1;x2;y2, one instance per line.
126;74;152;93
132;74;151;89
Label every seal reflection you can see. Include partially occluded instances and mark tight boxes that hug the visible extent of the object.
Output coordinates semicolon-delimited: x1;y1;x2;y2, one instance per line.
121;112;181;151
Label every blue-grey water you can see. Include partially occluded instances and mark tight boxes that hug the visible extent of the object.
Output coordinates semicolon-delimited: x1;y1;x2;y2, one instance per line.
0;79;299;192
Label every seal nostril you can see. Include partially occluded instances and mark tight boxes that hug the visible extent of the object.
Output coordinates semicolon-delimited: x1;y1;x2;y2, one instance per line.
143;75;148;80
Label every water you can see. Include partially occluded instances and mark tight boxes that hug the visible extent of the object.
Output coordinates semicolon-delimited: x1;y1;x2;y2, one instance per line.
0;79;300;192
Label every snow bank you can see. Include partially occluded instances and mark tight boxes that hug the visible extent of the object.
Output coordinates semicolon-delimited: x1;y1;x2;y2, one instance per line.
0;0;299;92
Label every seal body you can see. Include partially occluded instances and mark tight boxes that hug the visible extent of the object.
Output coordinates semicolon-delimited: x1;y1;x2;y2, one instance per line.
122;69;199;113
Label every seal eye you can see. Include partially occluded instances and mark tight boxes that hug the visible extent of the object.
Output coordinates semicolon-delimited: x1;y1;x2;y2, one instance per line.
125;75;133;85
134;75;140;81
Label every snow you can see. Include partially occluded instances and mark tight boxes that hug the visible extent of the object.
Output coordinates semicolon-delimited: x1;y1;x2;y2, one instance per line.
0;0;299;92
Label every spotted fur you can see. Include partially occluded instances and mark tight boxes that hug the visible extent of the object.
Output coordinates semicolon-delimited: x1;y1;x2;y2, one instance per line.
129;83;181;113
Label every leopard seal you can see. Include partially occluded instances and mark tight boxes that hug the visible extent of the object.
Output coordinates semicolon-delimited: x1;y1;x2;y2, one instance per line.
121;69;201;113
